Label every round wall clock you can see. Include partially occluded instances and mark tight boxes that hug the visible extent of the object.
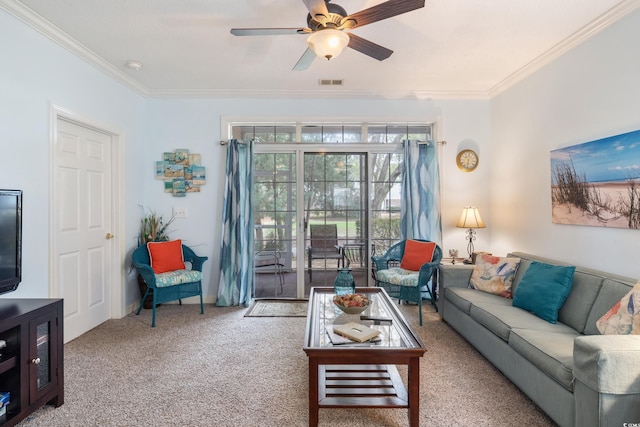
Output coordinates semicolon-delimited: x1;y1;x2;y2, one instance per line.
456;149;479;172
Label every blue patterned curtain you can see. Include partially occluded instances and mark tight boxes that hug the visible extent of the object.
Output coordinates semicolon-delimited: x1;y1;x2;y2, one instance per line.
217;139;254;306
400;140;442;244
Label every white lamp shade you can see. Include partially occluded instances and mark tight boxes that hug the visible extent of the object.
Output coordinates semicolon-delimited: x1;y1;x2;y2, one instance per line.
456;207;486;229
307;29;350;60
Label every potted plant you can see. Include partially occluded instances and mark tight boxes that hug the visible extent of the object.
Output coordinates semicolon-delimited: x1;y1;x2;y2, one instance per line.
136;209;175;308
138;210;175;246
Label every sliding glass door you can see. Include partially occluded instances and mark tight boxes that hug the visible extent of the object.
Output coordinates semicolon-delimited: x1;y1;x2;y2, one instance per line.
303;153;368;295
253;150;369;299
253;153;297;298
242;120;432;300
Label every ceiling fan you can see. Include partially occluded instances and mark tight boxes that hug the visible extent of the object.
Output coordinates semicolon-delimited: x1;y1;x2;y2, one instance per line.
230;0;425;70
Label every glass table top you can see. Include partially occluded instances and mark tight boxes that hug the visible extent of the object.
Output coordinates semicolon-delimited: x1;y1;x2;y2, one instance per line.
305;287;423;350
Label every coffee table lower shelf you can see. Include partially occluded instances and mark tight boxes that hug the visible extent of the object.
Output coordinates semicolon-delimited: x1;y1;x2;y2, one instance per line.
318;364;408;408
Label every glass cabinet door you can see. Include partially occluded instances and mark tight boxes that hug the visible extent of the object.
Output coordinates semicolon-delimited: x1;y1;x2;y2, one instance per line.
29;310;59;403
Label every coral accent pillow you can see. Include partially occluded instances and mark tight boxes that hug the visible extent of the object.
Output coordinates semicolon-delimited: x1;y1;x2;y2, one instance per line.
469;254;521;298
596;282;640;335
400;240;436;271
147;239;185;274
512;261;575;323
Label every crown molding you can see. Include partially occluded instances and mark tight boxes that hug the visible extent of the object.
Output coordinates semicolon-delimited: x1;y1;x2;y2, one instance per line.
0;0;149;97
488;0;640;98
145;88;490;100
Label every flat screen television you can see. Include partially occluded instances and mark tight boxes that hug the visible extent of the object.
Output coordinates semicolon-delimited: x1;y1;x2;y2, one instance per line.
0;189;22;295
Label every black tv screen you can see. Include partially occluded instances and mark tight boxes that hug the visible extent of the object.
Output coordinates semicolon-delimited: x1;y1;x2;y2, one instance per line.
0;189;22;295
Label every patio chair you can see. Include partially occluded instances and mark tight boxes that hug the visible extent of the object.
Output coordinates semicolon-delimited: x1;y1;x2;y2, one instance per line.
254;250;284;295
371;239;442;326
307;224;343;281
132;240;207;327
342;241;366;268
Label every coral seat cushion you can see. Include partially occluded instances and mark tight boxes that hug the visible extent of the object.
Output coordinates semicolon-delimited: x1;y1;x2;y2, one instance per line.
400;240;436;271
147;239;185;274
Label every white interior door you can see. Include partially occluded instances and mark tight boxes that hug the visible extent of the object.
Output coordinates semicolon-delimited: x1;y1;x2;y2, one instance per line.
54;117;114;342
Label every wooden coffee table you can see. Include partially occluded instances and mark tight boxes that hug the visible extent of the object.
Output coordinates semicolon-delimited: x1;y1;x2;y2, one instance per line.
303;287;426;427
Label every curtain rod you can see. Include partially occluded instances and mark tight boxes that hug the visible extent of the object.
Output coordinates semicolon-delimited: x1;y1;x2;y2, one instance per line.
220;140;447;145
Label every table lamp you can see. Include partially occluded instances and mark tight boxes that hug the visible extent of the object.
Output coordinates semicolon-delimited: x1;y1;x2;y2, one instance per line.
456;207;486;264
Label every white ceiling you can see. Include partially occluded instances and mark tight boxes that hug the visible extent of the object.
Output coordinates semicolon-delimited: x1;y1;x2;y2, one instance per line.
2;0;638;99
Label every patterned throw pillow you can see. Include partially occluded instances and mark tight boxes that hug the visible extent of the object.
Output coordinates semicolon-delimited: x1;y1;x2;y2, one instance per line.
469;254;521;298
596;282;640;335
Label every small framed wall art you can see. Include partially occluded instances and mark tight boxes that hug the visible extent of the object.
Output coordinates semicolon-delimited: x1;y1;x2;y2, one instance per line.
155;149;206;197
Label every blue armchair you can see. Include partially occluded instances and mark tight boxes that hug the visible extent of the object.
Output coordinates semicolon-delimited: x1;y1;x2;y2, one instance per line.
371;239;442;326
132;243;208;327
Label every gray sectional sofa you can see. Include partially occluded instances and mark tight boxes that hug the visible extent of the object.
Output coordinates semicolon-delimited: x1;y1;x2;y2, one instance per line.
437;252;640;427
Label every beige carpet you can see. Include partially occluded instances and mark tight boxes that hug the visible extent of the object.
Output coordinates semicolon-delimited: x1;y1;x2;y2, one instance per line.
245;300;308;317
18;302;556;427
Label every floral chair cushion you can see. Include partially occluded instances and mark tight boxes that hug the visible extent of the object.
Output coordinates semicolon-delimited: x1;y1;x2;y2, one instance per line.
155;269;203;288
375;267;419;288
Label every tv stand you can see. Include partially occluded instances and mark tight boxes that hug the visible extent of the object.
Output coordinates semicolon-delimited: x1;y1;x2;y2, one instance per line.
0;299;64;426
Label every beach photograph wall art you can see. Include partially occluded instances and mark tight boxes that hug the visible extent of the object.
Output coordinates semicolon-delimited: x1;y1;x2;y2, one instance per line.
550;129;640;229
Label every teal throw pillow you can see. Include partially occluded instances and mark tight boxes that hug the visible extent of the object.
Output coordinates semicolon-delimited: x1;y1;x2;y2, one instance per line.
512;261;576;323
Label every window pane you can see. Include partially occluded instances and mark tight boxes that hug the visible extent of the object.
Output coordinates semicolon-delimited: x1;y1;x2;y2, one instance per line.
322;124;343;143
343;125;362;143
255;154;275;172
233;125;254;141
254;126;276;142
370;151;402;254
275;125;296;143
301;125;322;143
231;122;431;144
367;125;387;143
408;125;431;141
386;125;406;143
275;182;294;211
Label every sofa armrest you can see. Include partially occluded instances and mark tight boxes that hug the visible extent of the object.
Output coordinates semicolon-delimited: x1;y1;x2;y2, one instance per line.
574;335;640;394
436;264;473;312
439;264;474;290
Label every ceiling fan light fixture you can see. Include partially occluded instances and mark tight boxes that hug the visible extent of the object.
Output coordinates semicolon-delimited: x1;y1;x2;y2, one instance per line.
307;29;349;61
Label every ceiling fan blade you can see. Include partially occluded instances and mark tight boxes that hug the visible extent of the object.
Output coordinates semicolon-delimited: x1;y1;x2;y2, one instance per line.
231;28;308;36
343;0;425;29
293;47;317;71
347;33;393;61
302;0;330;21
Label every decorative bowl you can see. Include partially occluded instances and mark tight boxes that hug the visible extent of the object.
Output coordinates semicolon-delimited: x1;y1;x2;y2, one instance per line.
333;294;371;314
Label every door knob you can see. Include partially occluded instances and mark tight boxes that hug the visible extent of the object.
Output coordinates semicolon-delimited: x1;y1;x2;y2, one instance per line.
106;233;114;239
31;357;41;365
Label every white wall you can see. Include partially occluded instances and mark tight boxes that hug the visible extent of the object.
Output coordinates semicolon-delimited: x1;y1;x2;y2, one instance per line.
0;9;146;301
144;98;491;299
490;8;640;278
